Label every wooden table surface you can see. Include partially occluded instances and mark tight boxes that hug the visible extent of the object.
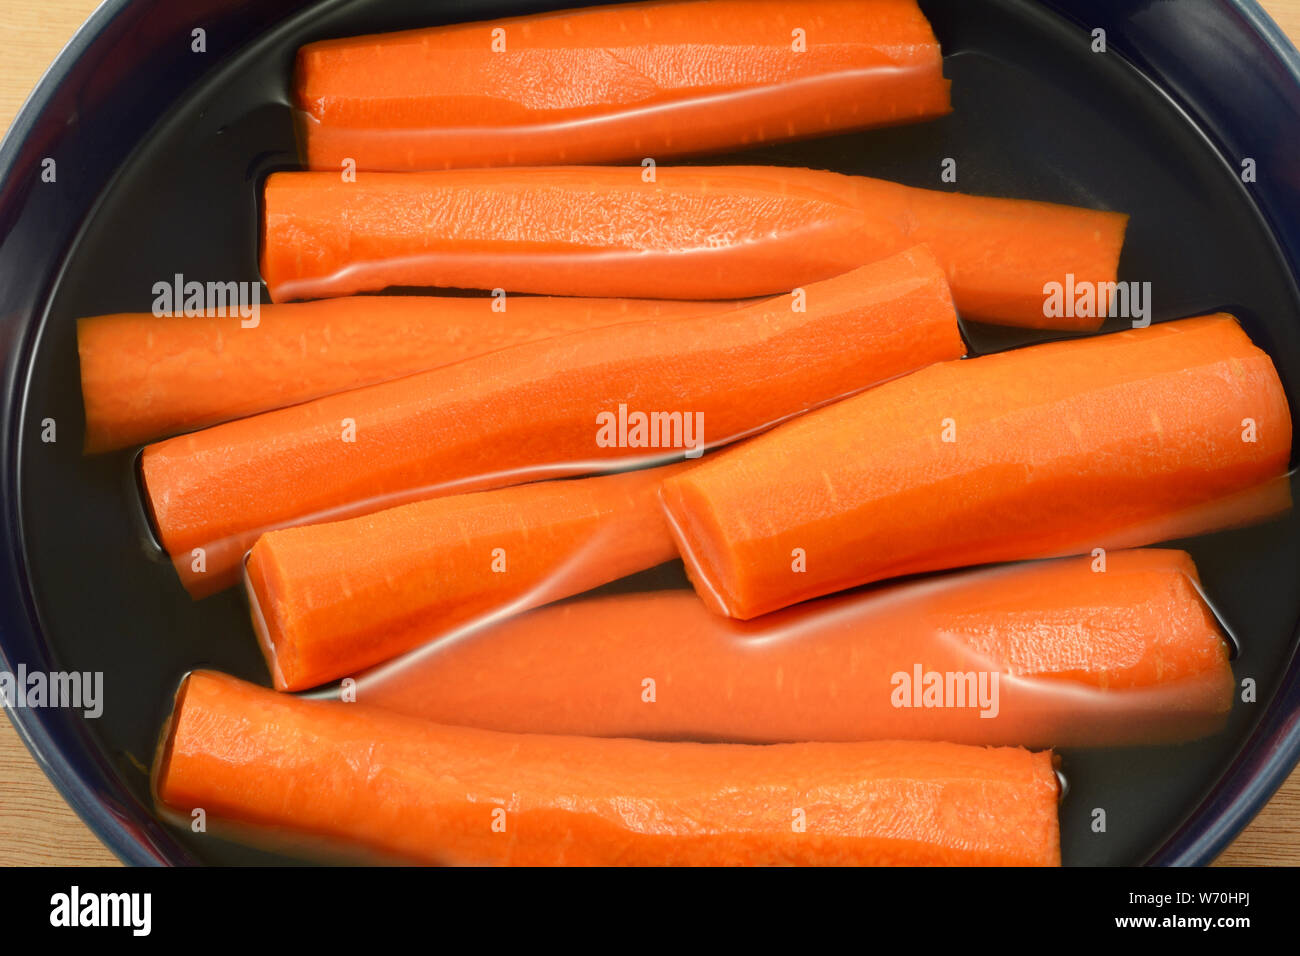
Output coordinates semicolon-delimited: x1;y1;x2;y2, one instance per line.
2;0;1299;868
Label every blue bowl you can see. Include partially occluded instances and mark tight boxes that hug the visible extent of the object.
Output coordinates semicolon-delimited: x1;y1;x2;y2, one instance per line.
2;0;1299;866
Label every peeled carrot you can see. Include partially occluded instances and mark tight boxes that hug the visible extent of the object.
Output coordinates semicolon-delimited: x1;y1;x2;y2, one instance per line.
661;315;1292;619
156;670;1061;866
295;0;951;171
362;549;1234;748
247;462;691;692
260;164;1126;329
145;246;962;596
261;166;888;303
78;295;741;453
833;173;1128;329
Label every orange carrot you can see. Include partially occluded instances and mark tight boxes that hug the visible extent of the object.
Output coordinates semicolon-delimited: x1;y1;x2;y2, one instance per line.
295;0;951;170
362;549;1234;748
661;315;1292;619
145;246;962;596
260;166;890;303
78;295;742;453
834;173;1128;329
156;670;1061;866
247;461;692;691
260;164;1126;329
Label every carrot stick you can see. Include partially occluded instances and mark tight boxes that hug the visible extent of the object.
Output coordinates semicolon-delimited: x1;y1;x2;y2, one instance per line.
661;314;1293;619
260;164;1126;329
362;549;1234;748
155;670;1061;866
247;461;692;691
78;295;742;454
145;246;962;597
295;0;951;171
836;173;1129;330
260;166;890;303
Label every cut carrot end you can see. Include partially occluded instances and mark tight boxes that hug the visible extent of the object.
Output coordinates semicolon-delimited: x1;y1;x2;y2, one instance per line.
660;315;1292;617
244;542;294;692
150;670;195;812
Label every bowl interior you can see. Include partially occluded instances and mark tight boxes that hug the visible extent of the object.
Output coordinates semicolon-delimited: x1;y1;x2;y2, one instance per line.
6;0;1300;864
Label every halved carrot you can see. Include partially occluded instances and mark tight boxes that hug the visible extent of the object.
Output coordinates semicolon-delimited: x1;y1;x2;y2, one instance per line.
247;461;692;692
78;295;742;454
145;246;962;596
260;164;1126;329
155;670;1061;866
296;0;951;170
661;315;1292;619
362;549;1234;748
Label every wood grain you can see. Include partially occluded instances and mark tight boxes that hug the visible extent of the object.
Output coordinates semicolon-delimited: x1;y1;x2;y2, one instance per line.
0;0;1298;867
1263;0;1300;42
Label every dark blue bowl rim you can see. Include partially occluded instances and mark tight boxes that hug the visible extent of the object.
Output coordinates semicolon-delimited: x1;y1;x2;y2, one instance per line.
0;0;171;866
0;0;1298;867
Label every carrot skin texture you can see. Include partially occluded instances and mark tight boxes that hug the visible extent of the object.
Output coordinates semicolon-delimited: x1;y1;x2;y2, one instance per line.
247;462;692;691
78;296;741;453
260;166;895;303
661;315;1293;619
363;549;1233;748
296;0;951;170
155;670;1061;866
144;247;963;596
260;165;1125;329
727;164;1128;330
840;174;1127;330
